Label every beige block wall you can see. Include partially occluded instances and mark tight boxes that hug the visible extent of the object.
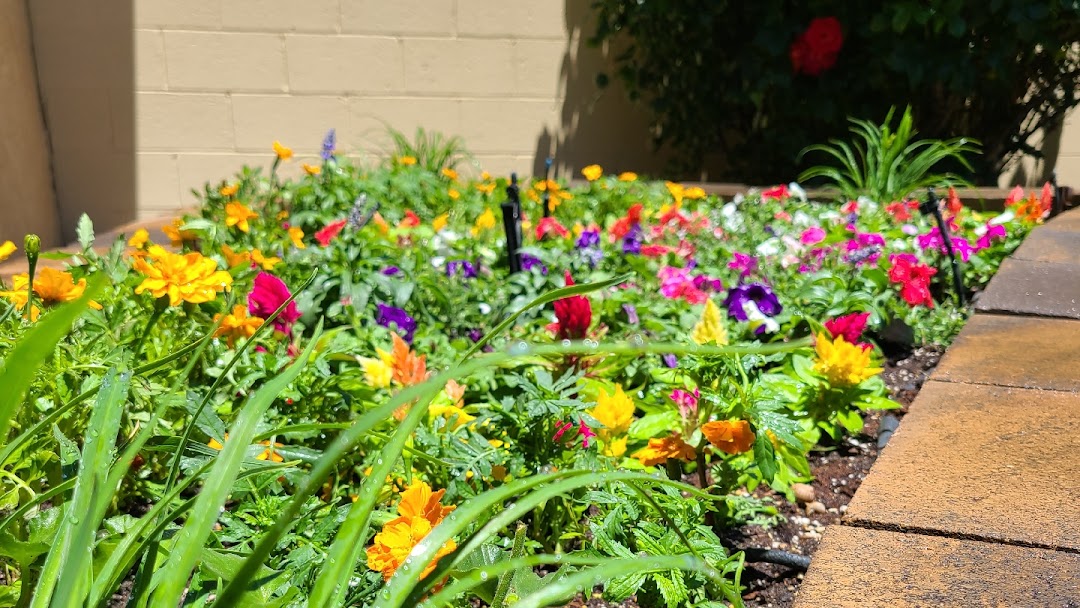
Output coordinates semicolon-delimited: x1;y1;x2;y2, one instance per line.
130;0;668;218
0;0;60;246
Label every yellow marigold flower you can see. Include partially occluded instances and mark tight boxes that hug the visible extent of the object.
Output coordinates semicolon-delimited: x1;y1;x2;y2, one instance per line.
813;332;882;388
214;304;264;347
448;188;460;200
0;268;102;312
398;155;417;166
162;219;198;247
432;213;449;232
441;167;458;181
208;433;227;450
250;249;281;271
632;435;697;467
366;481;456;582
0;241;15;262
470;208;496;236
221;244;250;268
277;210;289;221
666;182;685;206
480;171;492;181
225;202;258;233
581;164;603;181
219;183;238;198
302;163;321;175
127;229;149;249
684;186;707;200
133;245;232;306
288;226;306;249
702;420;755;455
618;172;638;182
476;181;496;195
273;141;292;161
691;299;728;346
590;385;635;440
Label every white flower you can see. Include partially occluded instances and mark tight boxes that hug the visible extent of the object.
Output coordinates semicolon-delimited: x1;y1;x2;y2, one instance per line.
788;182;807;202
755;238;781;257
478;303;492;315
989;209;1015;226
743;301;779;334
792;211;813;226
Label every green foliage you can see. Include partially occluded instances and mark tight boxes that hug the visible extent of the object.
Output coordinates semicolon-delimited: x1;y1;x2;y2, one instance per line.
386;126;470;173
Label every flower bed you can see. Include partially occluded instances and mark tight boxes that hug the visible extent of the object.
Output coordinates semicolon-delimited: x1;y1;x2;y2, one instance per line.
0;133;1053;607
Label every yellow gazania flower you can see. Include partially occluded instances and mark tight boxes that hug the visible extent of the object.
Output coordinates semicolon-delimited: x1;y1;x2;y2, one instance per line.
470;208;496;236
398;155;417;166
684;186;707;200
225;202;258;233
476;181;496;195
581;164;603;181
133;245;232;306
213;304;264;347
632;435;696;467
618;172;638;182
590;385;635;441
273;141;293;161
441;167;458;181
1;268;102;312
250;249;281;271
221;244;250;268
162;219;198;247
366;481;457;582
432;213;449;232
813;332;882;388
302;163;322;175
691;299;728;346
448;188;460;200
0;241;16;263
666;181;685;206
219;183;239;198
127;229;149;249
287;226;305;249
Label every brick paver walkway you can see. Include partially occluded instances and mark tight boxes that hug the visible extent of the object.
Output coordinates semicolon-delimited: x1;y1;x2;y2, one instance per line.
795;209;1080;606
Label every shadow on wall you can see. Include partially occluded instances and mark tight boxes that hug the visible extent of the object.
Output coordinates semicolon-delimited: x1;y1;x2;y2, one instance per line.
28;0;135;243
543;1;675;181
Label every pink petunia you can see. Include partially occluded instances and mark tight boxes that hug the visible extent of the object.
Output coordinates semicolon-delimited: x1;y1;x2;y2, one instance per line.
248;272;302;335
800;226;826;245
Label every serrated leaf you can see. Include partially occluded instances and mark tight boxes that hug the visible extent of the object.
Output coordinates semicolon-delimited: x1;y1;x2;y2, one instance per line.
753;432;778;483
76;214;94;250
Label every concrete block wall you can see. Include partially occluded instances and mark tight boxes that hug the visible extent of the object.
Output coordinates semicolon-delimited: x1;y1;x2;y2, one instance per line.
129;0;665;218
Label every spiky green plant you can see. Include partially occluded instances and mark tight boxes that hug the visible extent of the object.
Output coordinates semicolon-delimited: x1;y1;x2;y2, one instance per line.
386;126;470;173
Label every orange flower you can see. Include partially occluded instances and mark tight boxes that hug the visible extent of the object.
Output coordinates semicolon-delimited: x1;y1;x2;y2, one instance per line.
366;481;457;582
162;219;198;247
684;186;707;200
398;155;417;166
476;181;496;195
214;304;264;347
288;226;305;249
273;141;293;161
432;213;449;232
219;183;239;198
441;167;458;181
391;333;428;387
225;202;258;233
448;188;460;200
0;241;17;263
127;229;149;249
701;420;755;455
631;435;697;467
256;439;285;462
133;245;232;306
617;172;638;182
221;244;251;268
581;164;603;181
0;268;102;316
250;249;281;271
302;163;321;176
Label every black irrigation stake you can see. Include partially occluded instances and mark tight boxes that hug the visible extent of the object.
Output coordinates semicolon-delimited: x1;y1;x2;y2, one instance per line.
920;187;965;306
1050;170;1065;218
501;173;523;273
541;157;553;218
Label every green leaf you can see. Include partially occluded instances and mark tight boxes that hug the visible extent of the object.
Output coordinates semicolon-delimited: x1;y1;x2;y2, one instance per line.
76;214;94;250
629;411;681;440
835;408;865;434
753;432;778;483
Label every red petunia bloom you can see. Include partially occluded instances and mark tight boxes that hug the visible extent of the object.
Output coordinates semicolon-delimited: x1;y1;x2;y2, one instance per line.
888;254;937;308
315;219;347;246
885;200;919;222
790;17;844;76
535;217;570;240
551;271;592;340
762;184;789;201
825;311;871;349
640;244;672;257
946;187;963;217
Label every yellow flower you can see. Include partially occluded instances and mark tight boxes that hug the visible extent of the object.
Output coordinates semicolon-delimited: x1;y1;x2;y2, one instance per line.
432;213;449;232
127;229;149;249
429;402;475;430
221;244;251;268
480;171;492;181
359;352;394;388
618;172;638;182
684;186;707;200
702;420;755;455
0;268;102;313
813;332;882;388
302;163;321;175
225;202;258;233
288;226;306;249
213;304;264;347
448;188;460;200
256;440;285;462
162;219;198;247
691;299;728;346
476;181;496;195
366;481;457;582
441;167;458;181
219;183;238;198
277;210;290;221
604;436;628;458
590;385;635;440
632;435;697;467
273;141;293;161
666;182;684;206
398;155;417;166
582;164;603;181
470;208;496;236
133;245;232;306
250;249;281;271
0;241;15;263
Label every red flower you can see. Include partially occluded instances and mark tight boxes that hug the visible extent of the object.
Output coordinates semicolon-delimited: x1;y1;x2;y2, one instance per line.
535;217;569;240
552;271;592;340
399;210;421;229
610;203;645;240
946;187;963;217
825;312;870;345
640;244;672;257
762;184;789;201
315;219;347;246
885;200;918;222
841;200;859;214
791;17;844;76
888;254;937;308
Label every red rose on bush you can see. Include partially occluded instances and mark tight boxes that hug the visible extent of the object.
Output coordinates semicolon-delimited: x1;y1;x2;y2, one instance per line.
790;17;844;76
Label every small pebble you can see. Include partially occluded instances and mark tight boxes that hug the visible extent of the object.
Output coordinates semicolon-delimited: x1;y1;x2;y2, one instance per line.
805;500;828;514
792;483;815;503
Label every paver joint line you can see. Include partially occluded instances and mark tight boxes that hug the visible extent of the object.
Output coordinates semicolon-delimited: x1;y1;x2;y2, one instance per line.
840;519;1080;556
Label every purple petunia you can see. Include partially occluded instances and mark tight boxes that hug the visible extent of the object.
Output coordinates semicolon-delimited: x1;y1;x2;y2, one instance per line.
446;259;478;279
376;303;417;343
521;253;548;275
724;282;782;324
622;224;643;255
576;229;600;249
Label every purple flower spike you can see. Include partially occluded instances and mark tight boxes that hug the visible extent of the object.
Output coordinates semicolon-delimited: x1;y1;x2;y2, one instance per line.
321;129;336;160
376;303;417;343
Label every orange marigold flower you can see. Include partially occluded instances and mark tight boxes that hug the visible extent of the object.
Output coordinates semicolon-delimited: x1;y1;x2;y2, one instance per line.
256;439;285;462
214;304;264;347
127;229;149;249
432;213;449;232
448;188;460;200
476;181;496;195
617;172;637;182
221;244;250;268
302;163;321;176
441;167;458;181
273;141;293;161
632;435;697;467
250;249;281;271
133;245;232;306
288;226;305;249
162;219;198;247
398;155;417;166
0;268;102;313
225;202;258;233
219;183;239;198
701;420;756;455
366;481;457;582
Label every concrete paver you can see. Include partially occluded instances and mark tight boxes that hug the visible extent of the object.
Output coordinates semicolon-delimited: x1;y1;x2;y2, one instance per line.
934;313;1080;392
844;380;1080;551
793;526;1080;608
1012;225;1080;263
975;257;1080;319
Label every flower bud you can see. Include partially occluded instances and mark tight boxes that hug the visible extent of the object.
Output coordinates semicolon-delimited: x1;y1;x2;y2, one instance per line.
24;234;40;257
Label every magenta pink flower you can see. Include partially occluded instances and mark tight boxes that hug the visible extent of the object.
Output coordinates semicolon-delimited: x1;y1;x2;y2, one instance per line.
658;266;708;304
728;252;758;277
800;226;826;245
248;272;301;335
670;388;700;421
977;224;1007;249
824;312;870;345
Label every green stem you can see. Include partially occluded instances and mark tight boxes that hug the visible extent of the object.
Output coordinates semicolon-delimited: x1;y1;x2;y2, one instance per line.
491;523;528;608
23;258;36;320
132;305;166;361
